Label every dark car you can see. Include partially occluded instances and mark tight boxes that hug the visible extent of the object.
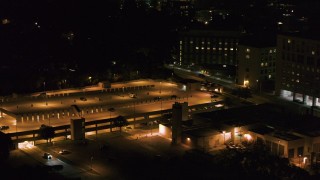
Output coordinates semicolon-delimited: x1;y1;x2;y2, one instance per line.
171;95;177;99
0;126;9;130
43;152;52;159
80;97;87;101
211;95;219;98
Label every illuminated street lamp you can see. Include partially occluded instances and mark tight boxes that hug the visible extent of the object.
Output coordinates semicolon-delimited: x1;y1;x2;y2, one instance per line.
108;108;115;132
277;140;280;155
223;131;226;144
299;155;302;167
90;156;93;170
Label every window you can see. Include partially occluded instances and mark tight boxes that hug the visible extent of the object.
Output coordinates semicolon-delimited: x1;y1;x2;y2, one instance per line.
246;48;250;53
288;149;294;158
297;146;304;156
288;39;291;44
246;55;250;59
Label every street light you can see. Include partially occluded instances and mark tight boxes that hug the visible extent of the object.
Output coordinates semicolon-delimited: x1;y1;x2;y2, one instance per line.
299;155;301;167
44;81;48;106
223;131;226;144
90;156;93;170
277;140;280;155
159;81;162;94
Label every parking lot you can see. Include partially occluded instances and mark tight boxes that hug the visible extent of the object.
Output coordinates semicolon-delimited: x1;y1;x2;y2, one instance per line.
16;127;190;179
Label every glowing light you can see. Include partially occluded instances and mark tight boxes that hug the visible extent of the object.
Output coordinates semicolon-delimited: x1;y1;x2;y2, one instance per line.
187;137;190;141
159;124;166;135
18;141;34;149
303;157;307;164
243;134;252;141
244;80;249;87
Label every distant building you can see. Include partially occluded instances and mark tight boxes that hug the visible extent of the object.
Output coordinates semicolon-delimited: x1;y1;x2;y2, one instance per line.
162;0;195;18
237;35;277;90
275;33;320;108
178;29;241;67
191;104;320;167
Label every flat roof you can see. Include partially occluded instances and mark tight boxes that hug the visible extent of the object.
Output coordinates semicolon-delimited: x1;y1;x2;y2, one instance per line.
184;128;221;137
272;132;302;141
249;126;275;135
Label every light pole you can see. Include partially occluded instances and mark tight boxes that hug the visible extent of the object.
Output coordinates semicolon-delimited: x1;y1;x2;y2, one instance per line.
159;81;162;94
299;155;301;167
108;108;115;132
277;140;280;155
44;81;48;106
90;156;93;170
133;101;136;128
223;131;226;144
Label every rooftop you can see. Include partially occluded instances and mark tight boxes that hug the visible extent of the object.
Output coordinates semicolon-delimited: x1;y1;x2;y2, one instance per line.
239;33;277;48
249;125;275;135
272;131;302;141
184;128;221;137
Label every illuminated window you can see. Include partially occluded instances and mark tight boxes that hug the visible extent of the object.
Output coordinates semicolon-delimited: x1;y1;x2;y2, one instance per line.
312;51;315;55
224;48;228;51
269;50;272;53
261;63;264;67
268;75;272;79
246;55;250;59
288;39;291;43
230;48;234;51
202;41;204;44
246;48;250;53
212;48;216;51
190;41;193;44
201;47;204;50
196;47;199;50
180;41;182;44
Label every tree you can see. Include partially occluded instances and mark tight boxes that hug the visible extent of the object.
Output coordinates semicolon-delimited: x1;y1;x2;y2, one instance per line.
0;131;13;162
113;116;128;133
38;125;55;144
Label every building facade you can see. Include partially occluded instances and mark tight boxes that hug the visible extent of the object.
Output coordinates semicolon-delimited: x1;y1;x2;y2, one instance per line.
178;29;241;66
275;34;320;107
237;44;277;90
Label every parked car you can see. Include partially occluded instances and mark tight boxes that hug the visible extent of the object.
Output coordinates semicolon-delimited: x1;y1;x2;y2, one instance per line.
80;97;87;101
129;93;136;98
0;126;9;130
43;152;52;159
59;149;70;155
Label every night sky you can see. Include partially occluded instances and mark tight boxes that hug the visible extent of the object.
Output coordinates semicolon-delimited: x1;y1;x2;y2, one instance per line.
0;0;319;95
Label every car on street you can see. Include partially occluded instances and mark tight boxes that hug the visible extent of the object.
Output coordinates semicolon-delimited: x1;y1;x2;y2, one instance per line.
43;152;52;159
59;149;71;155
80;97;87;101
